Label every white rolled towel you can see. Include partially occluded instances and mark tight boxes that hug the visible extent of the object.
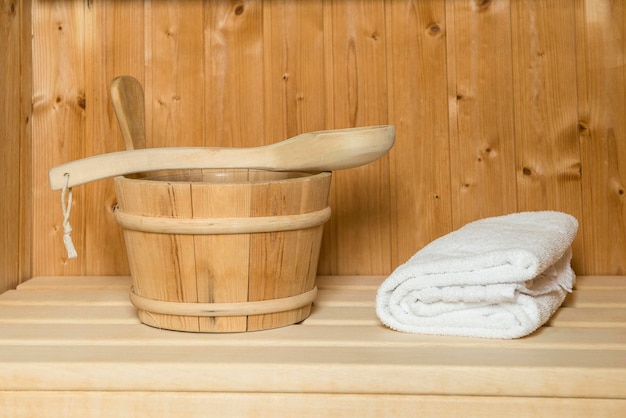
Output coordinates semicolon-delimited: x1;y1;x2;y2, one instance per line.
376;211;578;339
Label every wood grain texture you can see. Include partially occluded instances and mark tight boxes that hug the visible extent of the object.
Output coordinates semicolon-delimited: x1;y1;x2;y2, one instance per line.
191;178;250;332
1;392;626;418
31;0;86;276
576;0;626;275
511;0;585;272
447;0;518;227
149;0;204;148
204;0;264;148
387;0;451;266
116;177;200;331
323;0;392;275
114;170;329;332
18;0;33;287
262;0;326;143
0;0;23;292
82;0;145;276
7;0;626;283
0;274;624;416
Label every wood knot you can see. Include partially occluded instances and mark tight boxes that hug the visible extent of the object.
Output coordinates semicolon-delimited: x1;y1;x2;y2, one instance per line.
578;121;590;137
427;23;441;36
77;96;86;110
474;0;491;11
234;4;244;15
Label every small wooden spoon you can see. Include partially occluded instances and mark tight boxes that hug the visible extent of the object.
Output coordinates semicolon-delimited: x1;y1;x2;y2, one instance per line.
49;125;395;190
110;76;146;151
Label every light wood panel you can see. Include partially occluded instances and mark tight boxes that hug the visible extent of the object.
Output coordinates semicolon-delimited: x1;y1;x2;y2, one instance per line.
18;0;33;289
1;392;625;418
149;0;204;148
0;274;624;416
386;0;451;266
3;0;626;287
0;0;23;292
262;0;326;142
31;0;87;276
447;0;518;227
321;0;392;274
576;0;626;274
511;0;585;272
83;0;145;275
204;1;265;148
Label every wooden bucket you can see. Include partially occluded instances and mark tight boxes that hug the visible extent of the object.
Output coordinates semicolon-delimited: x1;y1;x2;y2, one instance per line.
113;169;331;332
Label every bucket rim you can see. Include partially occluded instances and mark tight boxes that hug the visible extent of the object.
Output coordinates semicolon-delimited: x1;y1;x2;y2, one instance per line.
114;169;331;186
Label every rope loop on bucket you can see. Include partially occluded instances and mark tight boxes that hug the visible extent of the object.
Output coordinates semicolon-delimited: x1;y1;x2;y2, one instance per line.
61;173;78;259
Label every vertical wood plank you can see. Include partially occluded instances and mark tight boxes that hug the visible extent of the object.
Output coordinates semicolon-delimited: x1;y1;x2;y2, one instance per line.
321;0;391;275
262;0;326;143
20;0;626;278
115;178;200;332
191;176;250;332
386;0;451;267
0;0;22;291
448;0;517;227
18;0;33;284
204;0;264;148
511;0;585;272
82;0;146;275
576;0;626;274
149;0;204;148
247;172;330;330
31;0;86;276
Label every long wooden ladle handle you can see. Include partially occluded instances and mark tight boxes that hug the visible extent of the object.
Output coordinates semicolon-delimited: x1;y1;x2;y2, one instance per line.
49;125;395;190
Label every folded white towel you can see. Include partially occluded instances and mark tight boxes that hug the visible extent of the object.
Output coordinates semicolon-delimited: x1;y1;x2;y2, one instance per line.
376;211;578;339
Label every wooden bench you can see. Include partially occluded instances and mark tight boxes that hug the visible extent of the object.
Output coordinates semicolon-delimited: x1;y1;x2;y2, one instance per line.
0;275;624;417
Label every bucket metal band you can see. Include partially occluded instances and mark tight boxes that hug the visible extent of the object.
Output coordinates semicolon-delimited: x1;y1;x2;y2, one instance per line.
115;206;331;235
129;286;318;317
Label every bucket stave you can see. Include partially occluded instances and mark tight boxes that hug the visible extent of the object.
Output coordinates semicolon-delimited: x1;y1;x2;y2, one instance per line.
114;169;331;332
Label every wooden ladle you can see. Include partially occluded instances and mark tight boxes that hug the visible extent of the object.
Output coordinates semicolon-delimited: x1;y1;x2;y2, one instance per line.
110;76;146;151
50;125;395;190
49;76;395;190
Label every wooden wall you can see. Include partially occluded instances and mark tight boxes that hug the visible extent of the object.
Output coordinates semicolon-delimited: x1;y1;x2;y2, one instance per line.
1;0;625;292
1;0;31;292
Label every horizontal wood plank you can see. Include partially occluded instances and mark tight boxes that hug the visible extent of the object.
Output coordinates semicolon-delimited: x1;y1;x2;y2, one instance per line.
0;289;130;306
16;276;132;290
1;392;625;418
0;345;624;398
0;323;626;352
0;275;624;409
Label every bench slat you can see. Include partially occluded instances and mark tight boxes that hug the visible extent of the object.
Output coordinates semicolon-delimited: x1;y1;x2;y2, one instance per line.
18;275;626;290
0;323;624;350
0;345;624;399
2;304;623;329
4;287;626;309
1;392;626;418
1;275;625;408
